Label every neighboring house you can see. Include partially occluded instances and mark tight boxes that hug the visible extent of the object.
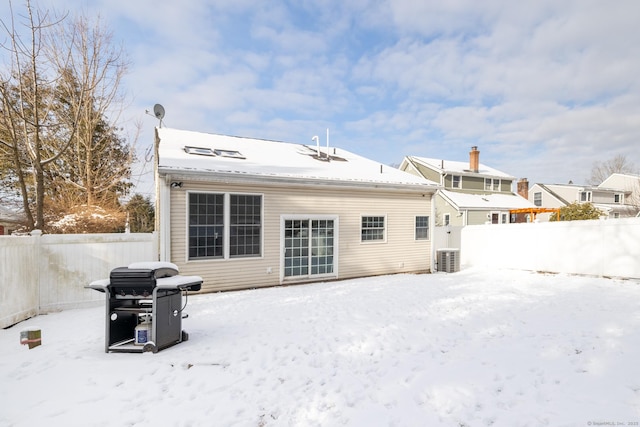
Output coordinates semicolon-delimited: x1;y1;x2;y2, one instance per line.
599;173;640;210
399;146;534;226
0;206;24;235
155;127;439;293
528;182;638;220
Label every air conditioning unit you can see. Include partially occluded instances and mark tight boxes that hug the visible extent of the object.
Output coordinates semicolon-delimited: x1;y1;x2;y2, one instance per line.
437;249;460;273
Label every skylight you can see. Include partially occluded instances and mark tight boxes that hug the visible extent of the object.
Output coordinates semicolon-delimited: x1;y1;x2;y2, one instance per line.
214;149;245;159
184;146;245;159
184;146;215;156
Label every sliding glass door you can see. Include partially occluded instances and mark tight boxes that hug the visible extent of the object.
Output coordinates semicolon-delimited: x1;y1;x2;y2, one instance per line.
283;218;335;278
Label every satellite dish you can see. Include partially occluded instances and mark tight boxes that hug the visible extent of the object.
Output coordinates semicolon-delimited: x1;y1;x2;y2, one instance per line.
153;104;165;120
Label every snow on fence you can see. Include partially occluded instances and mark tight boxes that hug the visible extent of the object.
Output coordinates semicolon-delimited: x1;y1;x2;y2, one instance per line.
0;231;157;328
461;217;640;278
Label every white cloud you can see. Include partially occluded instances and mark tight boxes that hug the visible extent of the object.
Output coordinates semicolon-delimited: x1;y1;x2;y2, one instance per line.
2;0;639;187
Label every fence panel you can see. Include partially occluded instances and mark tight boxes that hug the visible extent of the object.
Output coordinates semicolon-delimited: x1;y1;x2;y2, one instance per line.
0;232;157;328
461;218;640;278
0;236;39;328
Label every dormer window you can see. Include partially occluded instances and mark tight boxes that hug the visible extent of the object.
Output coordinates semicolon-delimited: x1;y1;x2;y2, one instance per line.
452;175;461;189
580;191;592;202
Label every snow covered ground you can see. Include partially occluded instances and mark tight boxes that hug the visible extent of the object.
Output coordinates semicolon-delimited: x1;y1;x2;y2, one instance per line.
1;267;640;427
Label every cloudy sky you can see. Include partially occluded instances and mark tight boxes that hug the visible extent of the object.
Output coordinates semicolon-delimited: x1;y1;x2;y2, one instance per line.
3;0;640;198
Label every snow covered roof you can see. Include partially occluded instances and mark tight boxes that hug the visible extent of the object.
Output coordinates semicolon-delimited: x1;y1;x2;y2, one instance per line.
407;156;514;179
157;128;438;190
440;189;535;210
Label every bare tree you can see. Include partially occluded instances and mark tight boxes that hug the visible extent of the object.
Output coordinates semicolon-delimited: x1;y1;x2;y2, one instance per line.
587;154;635;186
47;13;135;209
0;1;86;230
0;1;135;231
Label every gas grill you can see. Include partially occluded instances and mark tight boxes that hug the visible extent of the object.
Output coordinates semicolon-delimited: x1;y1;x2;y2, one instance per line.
86;262;202;353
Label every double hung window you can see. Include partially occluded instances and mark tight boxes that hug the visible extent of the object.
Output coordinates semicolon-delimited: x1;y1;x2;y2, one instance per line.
361;216;385;242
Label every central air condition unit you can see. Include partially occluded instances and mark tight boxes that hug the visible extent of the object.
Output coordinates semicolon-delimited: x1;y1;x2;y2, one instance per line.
437;249;460;273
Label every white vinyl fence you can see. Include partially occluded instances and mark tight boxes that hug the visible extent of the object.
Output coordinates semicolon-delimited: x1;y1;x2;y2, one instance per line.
461;217;640;279
0;232;157;328
433;225;463;251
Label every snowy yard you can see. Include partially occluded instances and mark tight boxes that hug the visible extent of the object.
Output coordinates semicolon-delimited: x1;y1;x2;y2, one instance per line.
1;267;640;427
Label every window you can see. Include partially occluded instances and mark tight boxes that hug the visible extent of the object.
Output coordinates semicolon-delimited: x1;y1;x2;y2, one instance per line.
214;149;245;159
184;146;245;159
614;193;623;204
189;192;262;260
361;216;385;242
534;192;542;207
185;146;215;156
229;195;261;257
452;175;461;189
580;191;592;202
613;212;620;219
415;216;430;240
485;178;501;191
501;213;508;224
443;213;450;226
284;218;335;277
189;193;224;259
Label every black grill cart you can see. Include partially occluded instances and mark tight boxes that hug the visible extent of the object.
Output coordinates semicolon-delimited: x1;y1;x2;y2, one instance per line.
86;262;202;353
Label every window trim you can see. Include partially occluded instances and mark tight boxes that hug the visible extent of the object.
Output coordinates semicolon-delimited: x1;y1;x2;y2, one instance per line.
360;214;387;243
281;215;339;281
415;215;430;240
533;192;542;207
186;191;263;262
485;178;501;192
614;193;623;204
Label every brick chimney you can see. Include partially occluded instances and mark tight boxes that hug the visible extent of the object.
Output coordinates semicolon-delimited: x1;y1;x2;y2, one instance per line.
517;178;529;199
469;146;479;173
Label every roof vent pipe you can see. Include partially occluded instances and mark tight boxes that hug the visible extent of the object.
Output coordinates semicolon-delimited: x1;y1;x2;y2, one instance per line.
326;128;330;158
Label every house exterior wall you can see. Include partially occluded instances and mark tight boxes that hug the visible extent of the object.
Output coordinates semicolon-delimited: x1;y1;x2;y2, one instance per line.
459;176;484;192
545;185;577;202
434;195;462;226
467;210;491;225
413;163;441;183
500;180;512;192
167;181;433;293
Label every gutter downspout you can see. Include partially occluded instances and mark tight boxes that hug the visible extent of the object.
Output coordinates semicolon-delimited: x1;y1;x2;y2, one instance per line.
154;128;161;261
430;192;437;273
160;175;171;262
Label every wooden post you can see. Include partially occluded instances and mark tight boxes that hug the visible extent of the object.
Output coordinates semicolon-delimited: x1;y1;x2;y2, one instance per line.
20;328;42;349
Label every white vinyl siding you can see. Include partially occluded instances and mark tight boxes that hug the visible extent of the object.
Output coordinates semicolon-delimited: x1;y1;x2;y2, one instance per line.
169;182;432;292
